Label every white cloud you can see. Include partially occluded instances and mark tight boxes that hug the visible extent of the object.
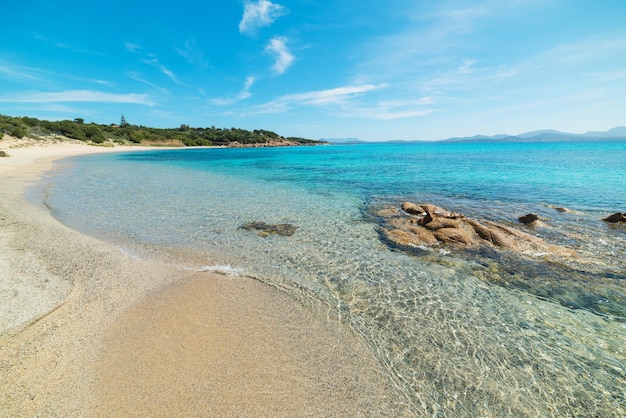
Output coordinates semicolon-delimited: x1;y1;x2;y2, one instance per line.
265;37;294;74
0;90;154;105
252;83;386;114
210;76;256;105
241;76;256;99
239;0;287;35
246;83;435;120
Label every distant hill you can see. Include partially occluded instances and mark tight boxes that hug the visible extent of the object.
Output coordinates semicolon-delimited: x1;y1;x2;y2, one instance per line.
321;137;367;144
352;127;626;144
582;126;626;138
443;127;626;143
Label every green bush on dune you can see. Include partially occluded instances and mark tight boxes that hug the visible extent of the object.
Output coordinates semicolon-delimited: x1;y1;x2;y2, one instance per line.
0;114;322;147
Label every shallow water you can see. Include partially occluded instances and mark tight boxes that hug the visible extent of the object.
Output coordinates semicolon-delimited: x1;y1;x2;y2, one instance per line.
44;141;626;416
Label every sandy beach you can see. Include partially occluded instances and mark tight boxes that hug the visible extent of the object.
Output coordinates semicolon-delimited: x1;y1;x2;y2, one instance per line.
0;139;410;416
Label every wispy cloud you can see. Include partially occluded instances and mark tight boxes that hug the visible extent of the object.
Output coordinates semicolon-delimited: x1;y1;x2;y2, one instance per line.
210;76;256;105
0;60;115;91
356;0;553;82
125;42;142;53
526;34;626;69
239;0;287;35
345;97;435;120
593;67;626;82
0;90;154;105
32;31;106;56
0;62;46;82
265;37;294;74
174;38;208;67
252;83;386;114
142;58;188;87
127;71;169;94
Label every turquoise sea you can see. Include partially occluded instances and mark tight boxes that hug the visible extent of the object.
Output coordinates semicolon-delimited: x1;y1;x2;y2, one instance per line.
44;141;625;416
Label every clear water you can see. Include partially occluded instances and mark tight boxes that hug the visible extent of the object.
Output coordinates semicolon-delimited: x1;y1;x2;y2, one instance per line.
45;141;626;416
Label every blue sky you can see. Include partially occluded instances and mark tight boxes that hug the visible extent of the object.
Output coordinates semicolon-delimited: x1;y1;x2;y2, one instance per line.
1;0;625;140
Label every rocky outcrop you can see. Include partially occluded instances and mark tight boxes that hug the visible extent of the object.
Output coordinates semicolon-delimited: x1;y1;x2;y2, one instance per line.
239;221;297;237
602;212;626;223
375;202;575;257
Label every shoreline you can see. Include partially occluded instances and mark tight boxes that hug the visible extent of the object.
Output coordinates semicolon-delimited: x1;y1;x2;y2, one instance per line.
0;141;410;415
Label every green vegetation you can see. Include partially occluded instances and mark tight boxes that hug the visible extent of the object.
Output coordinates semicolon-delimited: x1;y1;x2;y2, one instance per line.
0;114;321;147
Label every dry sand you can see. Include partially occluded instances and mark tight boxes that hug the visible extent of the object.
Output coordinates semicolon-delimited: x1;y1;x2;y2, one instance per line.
0;139;411;416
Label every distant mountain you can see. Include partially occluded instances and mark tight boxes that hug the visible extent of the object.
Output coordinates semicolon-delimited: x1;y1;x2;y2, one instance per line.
582;126;626;138
443;127;626;143
321;137;367;144
322;127;626;144
445;134;519;143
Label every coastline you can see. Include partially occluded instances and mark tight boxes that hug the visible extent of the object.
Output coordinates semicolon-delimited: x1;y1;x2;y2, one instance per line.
0;141;410;415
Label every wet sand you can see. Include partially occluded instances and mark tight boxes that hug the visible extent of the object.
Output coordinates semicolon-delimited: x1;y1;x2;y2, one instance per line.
0;140;411;416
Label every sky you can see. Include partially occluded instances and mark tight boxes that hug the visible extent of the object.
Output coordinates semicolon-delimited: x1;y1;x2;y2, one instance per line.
1;0;626;141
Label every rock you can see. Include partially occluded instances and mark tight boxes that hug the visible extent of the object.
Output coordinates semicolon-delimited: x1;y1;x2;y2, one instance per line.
401;202;425;215
380;229;418;248
388;218;438;245
0;150;9;157
376;208;400;218
406;226;438;245
433;227;475;247
602;212;626;223
518;213;539;224
422;217;460;231
374;202;573;257
554;207;570;213
465;219;510;248
239;221;297;237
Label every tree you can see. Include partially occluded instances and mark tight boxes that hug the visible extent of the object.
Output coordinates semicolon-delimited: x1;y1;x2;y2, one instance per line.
120;114;129;127
74;117;84;124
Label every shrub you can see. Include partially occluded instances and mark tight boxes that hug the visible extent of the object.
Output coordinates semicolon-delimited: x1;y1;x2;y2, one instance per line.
10;125;27;139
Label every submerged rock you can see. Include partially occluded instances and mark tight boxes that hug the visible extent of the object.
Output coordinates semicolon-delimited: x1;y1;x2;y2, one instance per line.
602;212;626;223
553;206;571;213
518;213;539;224
376;202;574;257
239;221;298;237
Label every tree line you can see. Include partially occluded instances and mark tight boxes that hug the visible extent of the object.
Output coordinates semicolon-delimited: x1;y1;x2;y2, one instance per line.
0;114;321;147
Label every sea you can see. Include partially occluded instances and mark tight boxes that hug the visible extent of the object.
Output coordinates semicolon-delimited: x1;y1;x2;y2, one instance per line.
43;141;625;416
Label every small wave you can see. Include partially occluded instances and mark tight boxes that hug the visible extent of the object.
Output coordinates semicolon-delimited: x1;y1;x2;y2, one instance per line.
200;265;245;276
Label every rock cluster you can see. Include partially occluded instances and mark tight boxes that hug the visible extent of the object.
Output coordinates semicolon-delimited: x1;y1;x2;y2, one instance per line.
602;212;626;223
376;202;574;256
239;221;298;237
